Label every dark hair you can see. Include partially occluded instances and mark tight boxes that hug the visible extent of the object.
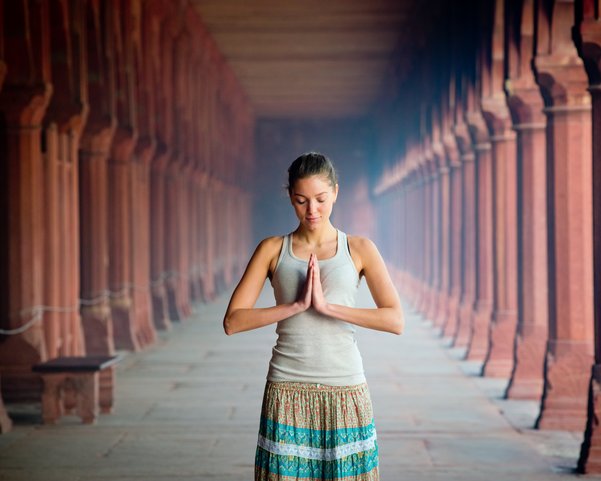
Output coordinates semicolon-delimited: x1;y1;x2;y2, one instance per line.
286;152;338;195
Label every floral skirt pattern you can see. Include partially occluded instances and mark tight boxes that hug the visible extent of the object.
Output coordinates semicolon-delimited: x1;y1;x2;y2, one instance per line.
255;381;380;480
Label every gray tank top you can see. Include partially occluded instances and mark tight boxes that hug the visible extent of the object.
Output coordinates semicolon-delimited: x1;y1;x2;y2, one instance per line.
267;229;366;386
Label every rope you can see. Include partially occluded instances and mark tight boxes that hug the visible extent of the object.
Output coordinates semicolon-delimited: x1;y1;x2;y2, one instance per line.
0;266;212;336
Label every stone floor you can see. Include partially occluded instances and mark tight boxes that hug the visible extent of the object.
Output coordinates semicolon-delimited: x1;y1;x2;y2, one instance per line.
0;281;597;481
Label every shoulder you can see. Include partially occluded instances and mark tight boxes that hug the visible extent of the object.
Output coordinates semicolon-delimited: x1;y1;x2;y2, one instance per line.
346;235;382;275
254;236;286;275
347;235;379;258
255;236;285;258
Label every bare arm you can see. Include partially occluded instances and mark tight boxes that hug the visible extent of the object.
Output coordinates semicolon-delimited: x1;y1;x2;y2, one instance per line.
223;238;312;335
312;237;404;335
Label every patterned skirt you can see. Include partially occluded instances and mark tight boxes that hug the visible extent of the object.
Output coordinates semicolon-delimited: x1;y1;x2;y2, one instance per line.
255;381;379;480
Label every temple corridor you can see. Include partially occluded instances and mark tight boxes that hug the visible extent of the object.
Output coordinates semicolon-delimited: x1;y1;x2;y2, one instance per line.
0;284;588;480
2;0;601;478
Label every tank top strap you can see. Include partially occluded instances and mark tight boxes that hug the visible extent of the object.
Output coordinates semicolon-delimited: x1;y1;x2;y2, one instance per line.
338;230;358;274
273;234;290;274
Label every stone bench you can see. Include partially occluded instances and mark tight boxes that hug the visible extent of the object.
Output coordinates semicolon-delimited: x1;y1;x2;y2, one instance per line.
32;355;121;424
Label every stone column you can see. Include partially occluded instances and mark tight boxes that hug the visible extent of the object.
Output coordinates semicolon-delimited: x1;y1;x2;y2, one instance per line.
45;0;89;358
452;105;477;349
79;0;118;413
481;100;519;378
442;131;463;339
433;130;452;330
0;0;52;403
426;150;442;323
578;78;601;474
534;3;594;430
406;170;419;302
150;151;171;329
149;1;175;328
416;163;431;314
465;108;493;362
574;3;601;472
504;83;548;399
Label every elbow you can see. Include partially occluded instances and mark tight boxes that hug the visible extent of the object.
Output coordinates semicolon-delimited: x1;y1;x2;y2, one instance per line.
223;316;235;336
390;309;405;335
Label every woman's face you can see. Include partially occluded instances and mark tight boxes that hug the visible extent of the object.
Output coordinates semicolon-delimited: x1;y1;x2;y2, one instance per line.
290;175;338;231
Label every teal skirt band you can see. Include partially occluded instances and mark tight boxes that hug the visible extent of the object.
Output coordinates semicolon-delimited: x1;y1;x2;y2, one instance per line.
255;381;380;480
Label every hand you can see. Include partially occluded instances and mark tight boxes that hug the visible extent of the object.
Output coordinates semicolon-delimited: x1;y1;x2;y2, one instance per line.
311;254;329;315
295;253;314;311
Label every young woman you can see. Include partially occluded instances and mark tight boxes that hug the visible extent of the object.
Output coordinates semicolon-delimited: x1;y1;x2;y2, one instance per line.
223;152;404;481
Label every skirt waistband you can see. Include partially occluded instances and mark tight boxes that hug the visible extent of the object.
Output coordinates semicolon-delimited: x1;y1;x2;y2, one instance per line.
266;381;368;393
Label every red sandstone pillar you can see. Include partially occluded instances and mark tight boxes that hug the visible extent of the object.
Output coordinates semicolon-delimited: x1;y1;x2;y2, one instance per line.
432;117;452;330
574;2;601;472
0;50;9;431
129;0;158;347
465;103;494;362
442;128;463;339
106;0;145;352
452;96;477;349
481;114;519;377
79;0;118;413
426;146;442;323
504;1;549;399
0;0;52;403
108;134;139;351
43;124;62;359
416;163;431;314
405;169;419;301
45;0;89;358
149;1;175;328
534;0;594;431
150;152;171;328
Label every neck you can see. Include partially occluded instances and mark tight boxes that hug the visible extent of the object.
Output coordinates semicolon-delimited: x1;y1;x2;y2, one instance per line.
294;222;337;245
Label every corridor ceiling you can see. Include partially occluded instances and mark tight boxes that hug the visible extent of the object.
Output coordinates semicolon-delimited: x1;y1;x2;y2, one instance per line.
192;0;425;119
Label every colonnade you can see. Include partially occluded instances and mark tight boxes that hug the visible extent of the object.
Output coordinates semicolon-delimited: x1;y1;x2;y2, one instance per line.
374;0;601;472
0;0;253;432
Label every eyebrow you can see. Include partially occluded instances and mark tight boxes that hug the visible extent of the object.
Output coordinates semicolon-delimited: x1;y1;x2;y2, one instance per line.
293;192;329;199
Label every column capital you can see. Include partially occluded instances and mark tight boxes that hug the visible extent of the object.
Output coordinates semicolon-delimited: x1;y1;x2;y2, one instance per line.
466;109;491;148
481;95;514;139
533;55;590;108
109;128;138;164
575;16;601;86
0;83;53;127
505;77;546;127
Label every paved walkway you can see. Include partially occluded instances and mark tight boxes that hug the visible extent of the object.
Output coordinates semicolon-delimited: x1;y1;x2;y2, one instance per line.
0;282;596;480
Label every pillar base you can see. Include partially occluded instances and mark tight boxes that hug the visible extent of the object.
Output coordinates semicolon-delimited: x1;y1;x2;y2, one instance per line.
425;288;439;321
536;340;593;431
506;379;543;400
190;275;203;303
442;294;460;338
453;298;474;348
81;303;114;356
482;309;518;378
111;301;141;352
578;365;601;473
152;285;172;330
465;302;492;362
167;284;185;322
505;324;547;400
434;291;449;329
0;378;12;432
0;336;45;403
415;282;428;315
